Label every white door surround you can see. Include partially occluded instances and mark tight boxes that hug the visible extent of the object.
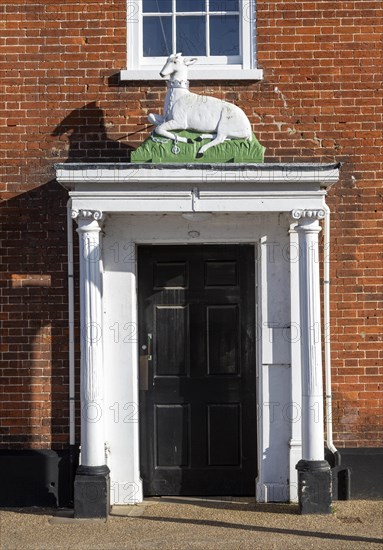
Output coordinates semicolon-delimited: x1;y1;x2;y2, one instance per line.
56;163;340;505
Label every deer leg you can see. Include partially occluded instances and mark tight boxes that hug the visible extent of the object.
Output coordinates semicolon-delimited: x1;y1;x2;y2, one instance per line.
148;113;164;126
197;133;231;142
198;134;227;155
196;133;216;141
154;119;188;143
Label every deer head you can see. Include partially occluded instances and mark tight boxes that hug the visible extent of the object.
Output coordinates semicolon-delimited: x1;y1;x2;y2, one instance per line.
159;53;198;81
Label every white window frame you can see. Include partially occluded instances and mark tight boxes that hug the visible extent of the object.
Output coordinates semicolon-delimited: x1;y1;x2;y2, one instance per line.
120;0;263;80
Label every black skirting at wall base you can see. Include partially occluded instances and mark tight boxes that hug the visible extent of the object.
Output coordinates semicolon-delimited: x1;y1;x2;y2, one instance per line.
0;447;79;508
0;447;382;507
326;447;383;500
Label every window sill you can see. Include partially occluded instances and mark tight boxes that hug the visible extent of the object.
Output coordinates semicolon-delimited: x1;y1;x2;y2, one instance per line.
120;68;263;81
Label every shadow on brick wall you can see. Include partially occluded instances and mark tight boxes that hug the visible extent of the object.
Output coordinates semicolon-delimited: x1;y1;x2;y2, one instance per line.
0;181;79;450
0;181;79;504
52;102;134;162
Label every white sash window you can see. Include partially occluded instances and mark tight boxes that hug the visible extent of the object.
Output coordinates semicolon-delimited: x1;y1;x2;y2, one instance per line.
121;0;263;80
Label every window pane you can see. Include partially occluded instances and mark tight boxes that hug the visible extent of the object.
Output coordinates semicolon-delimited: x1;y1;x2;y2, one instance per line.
143;0;172;13
143;17;172;57
176;0;205;11
209;0;239;10
210;15;239;55
176;16;206;56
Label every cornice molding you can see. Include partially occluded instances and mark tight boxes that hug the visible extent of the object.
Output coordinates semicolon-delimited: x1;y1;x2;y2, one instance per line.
56;163;341;188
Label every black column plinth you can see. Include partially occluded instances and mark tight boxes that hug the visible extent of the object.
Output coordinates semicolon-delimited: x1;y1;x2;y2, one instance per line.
296;459;332;515
74;464;110;519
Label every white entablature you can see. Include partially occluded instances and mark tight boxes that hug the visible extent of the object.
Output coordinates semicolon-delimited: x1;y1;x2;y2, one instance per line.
56;163;339;215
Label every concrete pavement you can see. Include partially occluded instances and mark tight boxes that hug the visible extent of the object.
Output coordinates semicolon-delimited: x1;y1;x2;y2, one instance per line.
0;497;382;549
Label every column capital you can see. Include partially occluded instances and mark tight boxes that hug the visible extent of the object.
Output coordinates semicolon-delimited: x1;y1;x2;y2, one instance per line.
291;209;325;221
72;208;103;223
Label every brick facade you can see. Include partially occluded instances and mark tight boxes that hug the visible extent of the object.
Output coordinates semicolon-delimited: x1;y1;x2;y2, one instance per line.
0;0;382;450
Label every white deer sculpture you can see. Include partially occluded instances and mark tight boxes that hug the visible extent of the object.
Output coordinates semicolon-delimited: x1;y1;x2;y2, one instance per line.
148;53;253;156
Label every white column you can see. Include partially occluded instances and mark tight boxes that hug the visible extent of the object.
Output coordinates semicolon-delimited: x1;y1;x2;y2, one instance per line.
288;224;302;502
73;208;106;468
292;209;326;461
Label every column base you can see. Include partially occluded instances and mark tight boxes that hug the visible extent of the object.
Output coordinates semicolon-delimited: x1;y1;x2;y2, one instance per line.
296;460;332;515
74;464;110;519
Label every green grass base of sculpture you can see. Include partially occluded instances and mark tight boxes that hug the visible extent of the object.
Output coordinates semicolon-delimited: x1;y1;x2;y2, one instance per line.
131;130;265;164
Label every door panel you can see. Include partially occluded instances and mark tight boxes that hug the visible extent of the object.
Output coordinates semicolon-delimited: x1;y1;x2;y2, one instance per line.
207;404;241;466
207;305;239;375
138;245;256;495
155;404;190;467
155;306;189;376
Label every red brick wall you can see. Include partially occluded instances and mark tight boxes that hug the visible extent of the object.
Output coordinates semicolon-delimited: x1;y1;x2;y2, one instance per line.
0;0;382;448
0;182;80;448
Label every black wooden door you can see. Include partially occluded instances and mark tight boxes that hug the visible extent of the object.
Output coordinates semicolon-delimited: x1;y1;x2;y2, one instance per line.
138;245;256;496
